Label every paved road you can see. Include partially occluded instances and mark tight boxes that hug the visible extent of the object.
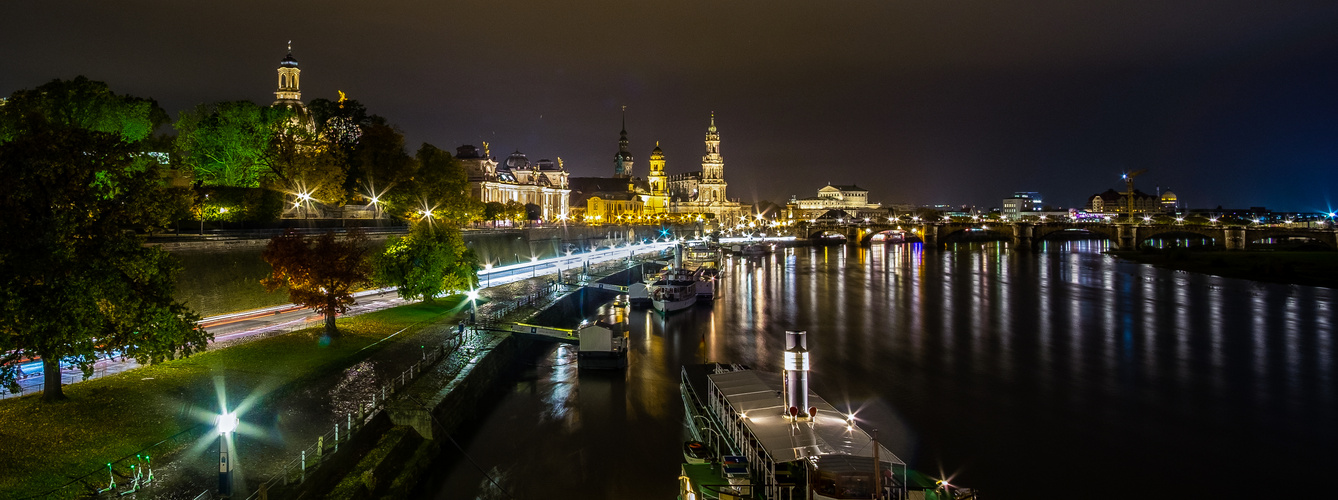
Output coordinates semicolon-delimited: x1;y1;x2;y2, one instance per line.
2;242;676;398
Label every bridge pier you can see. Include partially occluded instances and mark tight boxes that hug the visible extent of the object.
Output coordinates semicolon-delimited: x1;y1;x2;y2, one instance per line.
1224;227;1246;250
1012;223;1034;251
918;223;939;249
1116;224;1138;250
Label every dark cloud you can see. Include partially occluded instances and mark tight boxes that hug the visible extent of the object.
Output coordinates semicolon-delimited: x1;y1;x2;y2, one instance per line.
4;1;1336;210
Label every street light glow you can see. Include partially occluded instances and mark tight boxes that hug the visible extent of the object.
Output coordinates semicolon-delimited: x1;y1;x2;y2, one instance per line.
216;413;238;434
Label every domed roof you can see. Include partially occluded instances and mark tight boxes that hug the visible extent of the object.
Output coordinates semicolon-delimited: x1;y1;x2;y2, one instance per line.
650;142;664;160
280;52;299;68
505;151;529;170
1161;190;1177;201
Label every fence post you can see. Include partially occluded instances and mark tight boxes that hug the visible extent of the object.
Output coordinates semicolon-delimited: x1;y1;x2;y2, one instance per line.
381;385;386;402
347;413;352;435
316;436;323;461
301;450;306;478
334;424;339;452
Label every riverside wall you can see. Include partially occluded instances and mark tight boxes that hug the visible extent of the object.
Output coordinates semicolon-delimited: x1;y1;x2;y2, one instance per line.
157;225;674;317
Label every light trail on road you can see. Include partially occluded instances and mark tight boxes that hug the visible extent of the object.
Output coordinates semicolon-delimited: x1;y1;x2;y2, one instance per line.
2;240;677;398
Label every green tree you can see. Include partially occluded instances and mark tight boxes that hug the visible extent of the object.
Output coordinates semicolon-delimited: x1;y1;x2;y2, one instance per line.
173;101;280;187
0;76;167;143
347;121;416;203
261;229;373;337
374;223;478;302
504;200;526;223
264;117;348;206
0;98;209;401
483;201;506;221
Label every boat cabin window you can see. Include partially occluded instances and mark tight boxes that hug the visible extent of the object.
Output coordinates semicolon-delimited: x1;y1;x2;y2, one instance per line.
814;471;875;499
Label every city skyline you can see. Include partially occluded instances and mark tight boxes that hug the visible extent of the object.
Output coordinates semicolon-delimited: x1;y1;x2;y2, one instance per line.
3;2;1337;210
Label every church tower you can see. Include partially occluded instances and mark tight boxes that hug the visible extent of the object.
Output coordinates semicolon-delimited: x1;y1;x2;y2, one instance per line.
699;112;728;203
646;142;669;214
614;107;634;178
273;42;302;106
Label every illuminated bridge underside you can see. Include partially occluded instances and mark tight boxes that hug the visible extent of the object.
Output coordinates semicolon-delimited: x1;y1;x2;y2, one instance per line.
796;222;1337;251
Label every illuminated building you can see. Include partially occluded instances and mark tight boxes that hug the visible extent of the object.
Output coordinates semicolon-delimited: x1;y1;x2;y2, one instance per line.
664;113;745;225
787;184;882;220
1087;188;1159;215
1001;192;1044;218
644;143;669;214
458;144;570;221
273;42;303;108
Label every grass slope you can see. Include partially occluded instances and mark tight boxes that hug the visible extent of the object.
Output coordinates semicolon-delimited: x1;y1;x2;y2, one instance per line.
0;298;467;498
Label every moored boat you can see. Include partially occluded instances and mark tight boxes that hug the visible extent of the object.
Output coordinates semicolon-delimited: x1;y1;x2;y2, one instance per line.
679;331;977;500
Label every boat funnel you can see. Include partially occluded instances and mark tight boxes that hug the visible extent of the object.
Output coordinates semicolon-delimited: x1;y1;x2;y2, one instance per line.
783;330;810;419
674;243;683;269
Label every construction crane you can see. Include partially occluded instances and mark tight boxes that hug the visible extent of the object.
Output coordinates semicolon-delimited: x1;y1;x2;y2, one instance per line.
1121;169;1147;219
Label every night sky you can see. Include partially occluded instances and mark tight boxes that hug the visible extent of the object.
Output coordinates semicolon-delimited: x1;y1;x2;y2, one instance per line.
4;1;1337;211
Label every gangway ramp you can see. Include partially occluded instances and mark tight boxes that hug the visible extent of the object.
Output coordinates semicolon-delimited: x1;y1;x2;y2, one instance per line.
508;322;578;345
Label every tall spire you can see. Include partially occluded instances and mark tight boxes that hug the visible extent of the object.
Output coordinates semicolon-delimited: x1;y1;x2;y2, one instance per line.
709;111;716;133
614;105;633;178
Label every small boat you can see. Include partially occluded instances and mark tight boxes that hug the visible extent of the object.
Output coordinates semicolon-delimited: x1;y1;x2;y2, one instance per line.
683;440;715;465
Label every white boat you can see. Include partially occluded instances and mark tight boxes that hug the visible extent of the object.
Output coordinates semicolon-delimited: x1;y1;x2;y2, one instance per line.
650;276;697;313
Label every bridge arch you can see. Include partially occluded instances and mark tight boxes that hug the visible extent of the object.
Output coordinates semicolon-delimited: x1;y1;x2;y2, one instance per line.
1247;231;1336;250
807;230;849;244
1032;225;1118;244
1137;229;1220;248
861;228;919;245
938;227;1012;246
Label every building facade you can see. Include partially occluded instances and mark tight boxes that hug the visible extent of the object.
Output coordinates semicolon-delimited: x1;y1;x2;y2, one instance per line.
788;184;883;220
1088;188;1159;214
576;112;744;226
459;145;570;221
1001;192;1044;218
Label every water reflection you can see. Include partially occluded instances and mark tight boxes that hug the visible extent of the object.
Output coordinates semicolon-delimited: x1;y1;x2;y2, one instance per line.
427;241;1338;500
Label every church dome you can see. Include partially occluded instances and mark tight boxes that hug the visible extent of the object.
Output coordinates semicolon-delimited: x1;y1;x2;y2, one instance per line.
505;151;529;170
280;52;299;68
1161;190;1177;201
650;143;664;160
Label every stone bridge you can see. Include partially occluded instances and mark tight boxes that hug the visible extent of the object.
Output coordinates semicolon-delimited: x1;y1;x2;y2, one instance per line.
796;222;1337;251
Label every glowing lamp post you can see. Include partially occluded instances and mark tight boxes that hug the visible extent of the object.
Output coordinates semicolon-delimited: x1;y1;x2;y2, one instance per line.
216;412;239;496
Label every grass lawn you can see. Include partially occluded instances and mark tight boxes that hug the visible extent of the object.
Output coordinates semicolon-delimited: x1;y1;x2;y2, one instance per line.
0;297;470;498
1109;250;1338;288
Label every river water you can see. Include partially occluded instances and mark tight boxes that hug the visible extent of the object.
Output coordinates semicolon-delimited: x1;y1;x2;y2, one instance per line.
420;241;1336;499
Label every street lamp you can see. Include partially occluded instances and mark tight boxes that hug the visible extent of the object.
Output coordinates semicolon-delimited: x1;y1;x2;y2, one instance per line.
216;412;239;496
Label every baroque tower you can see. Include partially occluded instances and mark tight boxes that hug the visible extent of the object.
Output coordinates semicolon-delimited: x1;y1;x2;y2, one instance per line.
699;112;728;203
274;41;302;106
614;106;634;178
646;142;669;213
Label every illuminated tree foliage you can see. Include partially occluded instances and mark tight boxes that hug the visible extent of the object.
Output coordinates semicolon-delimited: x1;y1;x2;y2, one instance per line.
173;101;280;188
374;222;478;302
264;116;348;206
0;76;166;143
0;82;208;401
261;229;373;337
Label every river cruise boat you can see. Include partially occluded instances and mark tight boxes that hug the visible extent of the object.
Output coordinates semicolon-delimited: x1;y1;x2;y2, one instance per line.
650;270;699;313
679;331;975;500
684;243;723;269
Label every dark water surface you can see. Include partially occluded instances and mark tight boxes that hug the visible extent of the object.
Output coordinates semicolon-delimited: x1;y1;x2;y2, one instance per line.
422;241;1337;499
